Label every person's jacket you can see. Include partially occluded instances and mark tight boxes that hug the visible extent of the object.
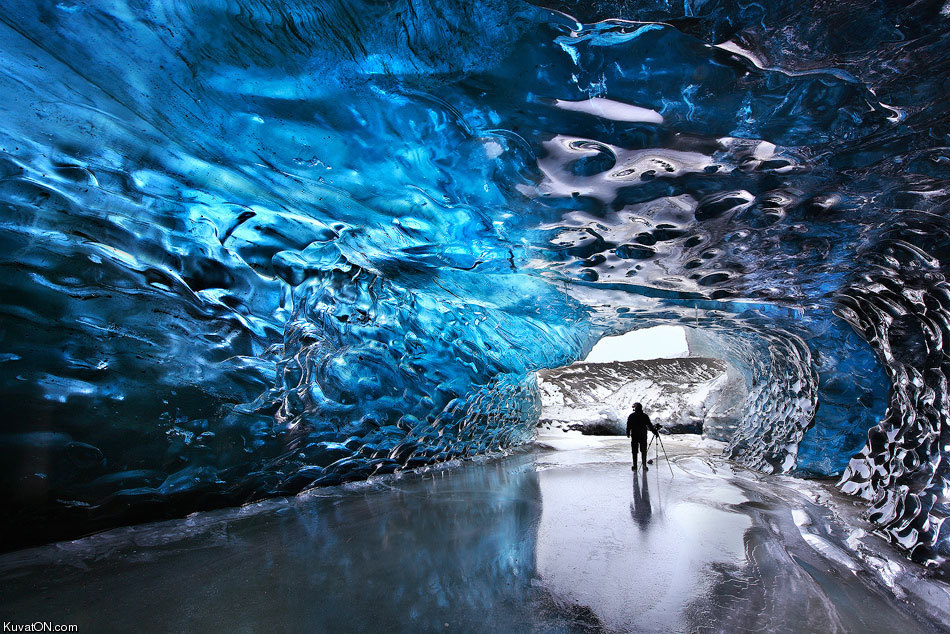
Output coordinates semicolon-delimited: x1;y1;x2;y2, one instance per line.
626;411;657;438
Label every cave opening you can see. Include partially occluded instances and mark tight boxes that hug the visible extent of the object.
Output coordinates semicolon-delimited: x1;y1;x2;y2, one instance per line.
537;325;744;438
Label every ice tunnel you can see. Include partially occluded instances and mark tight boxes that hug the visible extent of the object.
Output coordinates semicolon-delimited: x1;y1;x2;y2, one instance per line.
0;0;948;565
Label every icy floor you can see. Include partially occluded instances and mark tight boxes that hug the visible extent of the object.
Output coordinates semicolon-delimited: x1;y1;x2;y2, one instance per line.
1;434;948;633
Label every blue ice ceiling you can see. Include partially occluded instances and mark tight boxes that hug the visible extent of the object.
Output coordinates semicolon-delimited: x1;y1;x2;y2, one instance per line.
0;0;947;562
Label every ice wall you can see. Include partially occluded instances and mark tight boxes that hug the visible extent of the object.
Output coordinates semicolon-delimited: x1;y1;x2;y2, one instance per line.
0;0;947;561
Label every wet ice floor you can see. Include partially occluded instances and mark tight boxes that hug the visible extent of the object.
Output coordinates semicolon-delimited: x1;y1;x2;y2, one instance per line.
1;434;948;633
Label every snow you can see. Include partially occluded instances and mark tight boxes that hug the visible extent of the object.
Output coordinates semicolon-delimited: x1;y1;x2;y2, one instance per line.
538;357;737;435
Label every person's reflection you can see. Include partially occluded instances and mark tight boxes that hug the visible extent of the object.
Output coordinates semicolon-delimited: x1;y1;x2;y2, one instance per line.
630;468;652;529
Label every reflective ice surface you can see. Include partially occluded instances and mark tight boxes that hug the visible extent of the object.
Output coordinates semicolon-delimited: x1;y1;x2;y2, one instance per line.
0;0;948;561
1;435;946;632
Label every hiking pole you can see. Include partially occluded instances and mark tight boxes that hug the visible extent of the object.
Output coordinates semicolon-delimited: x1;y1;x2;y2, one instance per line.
655;431;674;477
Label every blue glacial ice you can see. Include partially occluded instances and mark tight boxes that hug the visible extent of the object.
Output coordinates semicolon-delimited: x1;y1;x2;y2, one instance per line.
0;0;947;564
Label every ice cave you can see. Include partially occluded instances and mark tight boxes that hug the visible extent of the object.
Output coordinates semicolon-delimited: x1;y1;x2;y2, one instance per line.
1;0;949;631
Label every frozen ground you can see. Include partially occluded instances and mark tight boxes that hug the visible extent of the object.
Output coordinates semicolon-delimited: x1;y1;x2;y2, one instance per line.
1;433;948;633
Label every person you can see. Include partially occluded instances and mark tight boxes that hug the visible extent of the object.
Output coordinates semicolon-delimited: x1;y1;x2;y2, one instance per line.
626;402;659;471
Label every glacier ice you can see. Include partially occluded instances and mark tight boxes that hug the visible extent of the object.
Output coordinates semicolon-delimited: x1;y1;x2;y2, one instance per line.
537;357;732;435
0;0;947;563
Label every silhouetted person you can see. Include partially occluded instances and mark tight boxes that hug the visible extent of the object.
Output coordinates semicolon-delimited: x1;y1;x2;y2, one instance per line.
631;468;652;529
626;402;659;471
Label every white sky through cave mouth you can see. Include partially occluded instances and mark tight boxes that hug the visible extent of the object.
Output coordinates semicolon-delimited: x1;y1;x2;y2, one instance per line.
584;325;688;363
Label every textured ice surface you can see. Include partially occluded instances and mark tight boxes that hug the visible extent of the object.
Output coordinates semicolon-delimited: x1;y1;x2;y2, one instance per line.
0;0;947;561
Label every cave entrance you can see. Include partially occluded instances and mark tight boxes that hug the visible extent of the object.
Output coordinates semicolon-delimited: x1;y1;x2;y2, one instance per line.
536;326;743;438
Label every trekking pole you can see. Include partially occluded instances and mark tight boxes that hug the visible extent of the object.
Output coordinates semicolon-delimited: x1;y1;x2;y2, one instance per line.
655;431;674;477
